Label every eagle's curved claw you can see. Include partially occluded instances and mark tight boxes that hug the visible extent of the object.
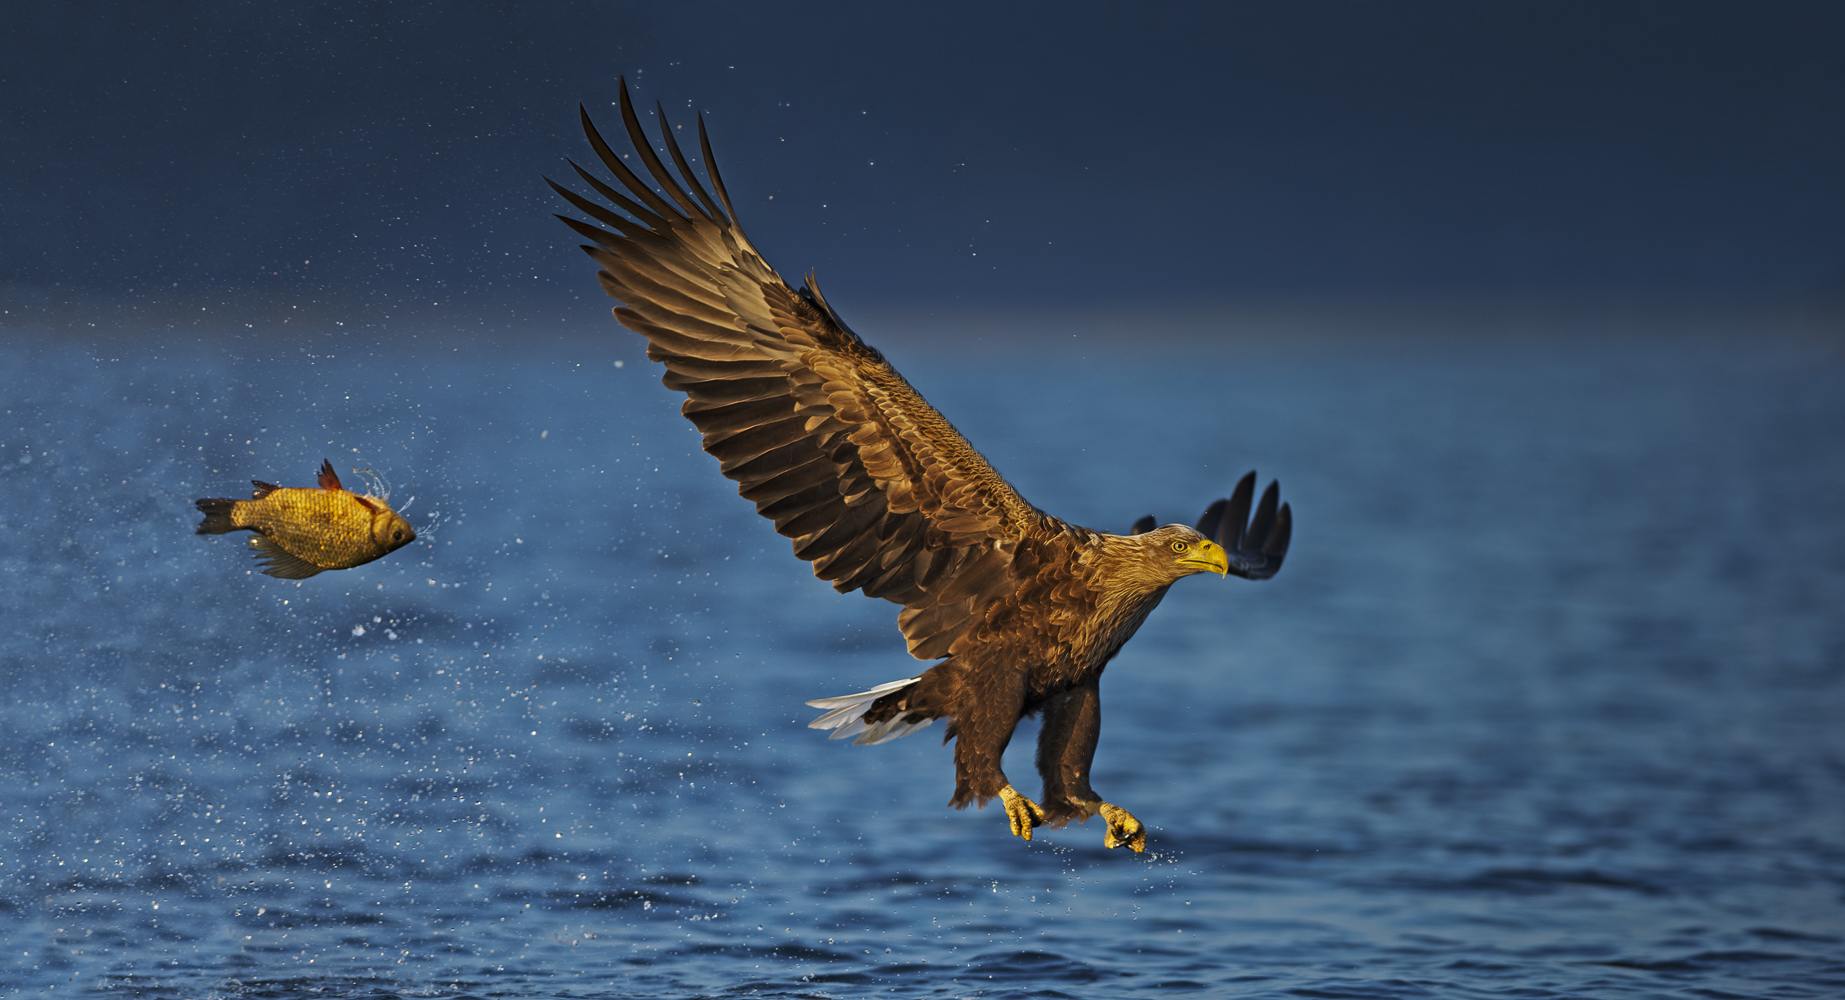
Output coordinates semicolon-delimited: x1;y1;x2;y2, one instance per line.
998;785;1046;841
1097;801;1146;852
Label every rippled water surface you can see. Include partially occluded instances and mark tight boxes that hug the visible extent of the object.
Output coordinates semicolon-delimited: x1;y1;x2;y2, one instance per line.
3;327;1843;998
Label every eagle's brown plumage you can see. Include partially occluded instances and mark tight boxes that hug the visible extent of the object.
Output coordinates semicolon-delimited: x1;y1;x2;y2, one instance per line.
551;81;1292;851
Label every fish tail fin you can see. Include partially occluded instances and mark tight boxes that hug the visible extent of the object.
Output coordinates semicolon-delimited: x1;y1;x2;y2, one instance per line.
194;498;239;534
805;676;933;745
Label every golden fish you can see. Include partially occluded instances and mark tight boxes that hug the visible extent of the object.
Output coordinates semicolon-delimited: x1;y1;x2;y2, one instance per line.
195;460;415;579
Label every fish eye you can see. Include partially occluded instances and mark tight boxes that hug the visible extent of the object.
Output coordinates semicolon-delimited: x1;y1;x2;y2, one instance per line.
1168;539;1188;553
393;530;405;541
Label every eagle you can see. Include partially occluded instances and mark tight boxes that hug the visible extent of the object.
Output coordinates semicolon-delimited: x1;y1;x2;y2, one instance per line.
550;82;1292;851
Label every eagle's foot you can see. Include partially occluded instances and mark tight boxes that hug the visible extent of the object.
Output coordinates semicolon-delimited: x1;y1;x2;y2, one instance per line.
1096;801;1146;852
998;785;1047;841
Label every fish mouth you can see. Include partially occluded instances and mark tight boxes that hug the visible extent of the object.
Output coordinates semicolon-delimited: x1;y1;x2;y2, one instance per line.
1179;540;1229;576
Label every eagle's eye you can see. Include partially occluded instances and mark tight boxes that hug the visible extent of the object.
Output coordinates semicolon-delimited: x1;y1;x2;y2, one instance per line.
1168;539;1188;553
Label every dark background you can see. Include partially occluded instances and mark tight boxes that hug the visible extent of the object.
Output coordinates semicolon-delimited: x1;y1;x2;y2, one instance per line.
4;0;1843;336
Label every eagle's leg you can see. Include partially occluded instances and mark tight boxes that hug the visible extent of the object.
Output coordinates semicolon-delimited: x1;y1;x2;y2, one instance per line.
947;662;1043;840
1035;680;1147;852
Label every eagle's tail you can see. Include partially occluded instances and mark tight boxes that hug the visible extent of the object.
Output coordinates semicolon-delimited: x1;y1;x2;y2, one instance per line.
805;676;933;745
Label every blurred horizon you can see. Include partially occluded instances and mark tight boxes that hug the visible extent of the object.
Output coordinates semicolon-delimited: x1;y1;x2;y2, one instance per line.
7;284;1842;358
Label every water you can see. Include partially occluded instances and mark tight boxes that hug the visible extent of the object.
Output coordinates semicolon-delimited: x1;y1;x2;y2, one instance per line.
2;325;1842;998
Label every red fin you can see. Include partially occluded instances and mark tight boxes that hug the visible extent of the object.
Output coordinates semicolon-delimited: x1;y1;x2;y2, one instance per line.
318;460;343;492
354;495;381;514
251;480;281;499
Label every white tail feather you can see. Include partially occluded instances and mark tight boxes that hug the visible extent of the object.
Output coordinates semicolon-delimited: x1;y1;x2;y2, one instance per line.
805;677;931;746
856;712;934;745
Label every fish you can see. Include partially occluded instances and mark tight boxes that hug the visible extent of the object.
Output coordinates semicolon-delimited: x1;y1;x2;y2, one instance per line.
194;460;416;579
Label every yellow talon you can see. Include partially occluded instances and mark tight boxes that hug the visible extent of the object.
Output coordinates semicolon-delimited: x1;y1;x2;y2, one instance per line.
1096;801;1147;852
998;785;1046;841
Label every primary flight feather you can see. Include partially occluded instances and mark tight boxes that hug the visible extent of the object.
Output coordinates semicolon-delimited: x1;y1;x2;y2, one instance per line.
551;81;1292;851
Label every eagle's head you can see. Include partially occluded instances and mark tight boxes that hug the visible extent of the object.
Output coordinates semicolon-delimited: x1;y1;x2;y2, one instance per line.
1130;524;1229;583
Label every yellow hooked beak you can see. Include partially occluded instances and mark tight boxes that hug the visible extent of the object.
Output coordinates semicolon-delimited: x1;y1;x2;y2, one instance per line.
1180;539;1230;576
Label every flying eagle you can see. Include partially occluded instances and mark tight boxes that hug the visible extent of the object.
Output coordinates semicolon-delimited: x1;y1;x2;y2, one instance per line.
550;83;1292;851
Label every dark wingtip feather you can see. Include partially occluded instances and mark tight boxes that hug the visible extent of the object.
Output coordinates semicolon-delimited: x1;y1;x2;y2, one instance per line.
551;172;656;243
1194;498;1226;540
696;114;736;220
563;157;669;230
1246;480;1280;548
654;99;725;220
1218;472;1256;548
1208;472;1293;580
578;95;679;222
619;81;700;217
1266;503;1293;567
1131;515;1156;535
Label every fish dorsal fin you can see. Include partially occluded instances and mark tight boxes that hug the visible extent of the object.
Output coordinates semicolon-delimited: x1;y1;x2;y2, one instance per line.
353;495;380;514
317;460;343;492
248;535;325;579
251;480;281;500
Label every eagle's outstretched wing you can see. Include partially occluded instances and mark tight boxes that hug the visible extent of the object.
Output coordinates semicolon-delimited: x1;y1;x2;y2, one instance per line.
551;80;1041;660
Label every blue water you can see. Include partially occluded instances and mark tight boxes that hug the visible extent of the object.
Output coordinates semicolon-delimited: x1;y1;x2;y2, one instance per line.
2;325;1842;998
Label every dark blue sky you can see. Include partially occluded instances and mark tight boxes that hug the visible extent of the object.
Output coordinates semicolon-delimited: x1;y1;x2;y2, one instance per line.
4;1;1842;318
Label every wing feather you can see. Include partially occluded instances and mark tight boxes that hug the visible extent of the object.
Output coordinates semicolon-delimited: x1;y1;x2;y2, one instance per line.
617;89;705;218
704;416;811;463
720;439;816;481
553;79;1049;659
628;324;762;364
661;373;789;406
774;498;851;539
683;396;795;437
695;114;740;219
812;526;890;583
792;499;887;561
552;172;659;237
652;101;728;221
739;460;845;506
579;104;680;222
